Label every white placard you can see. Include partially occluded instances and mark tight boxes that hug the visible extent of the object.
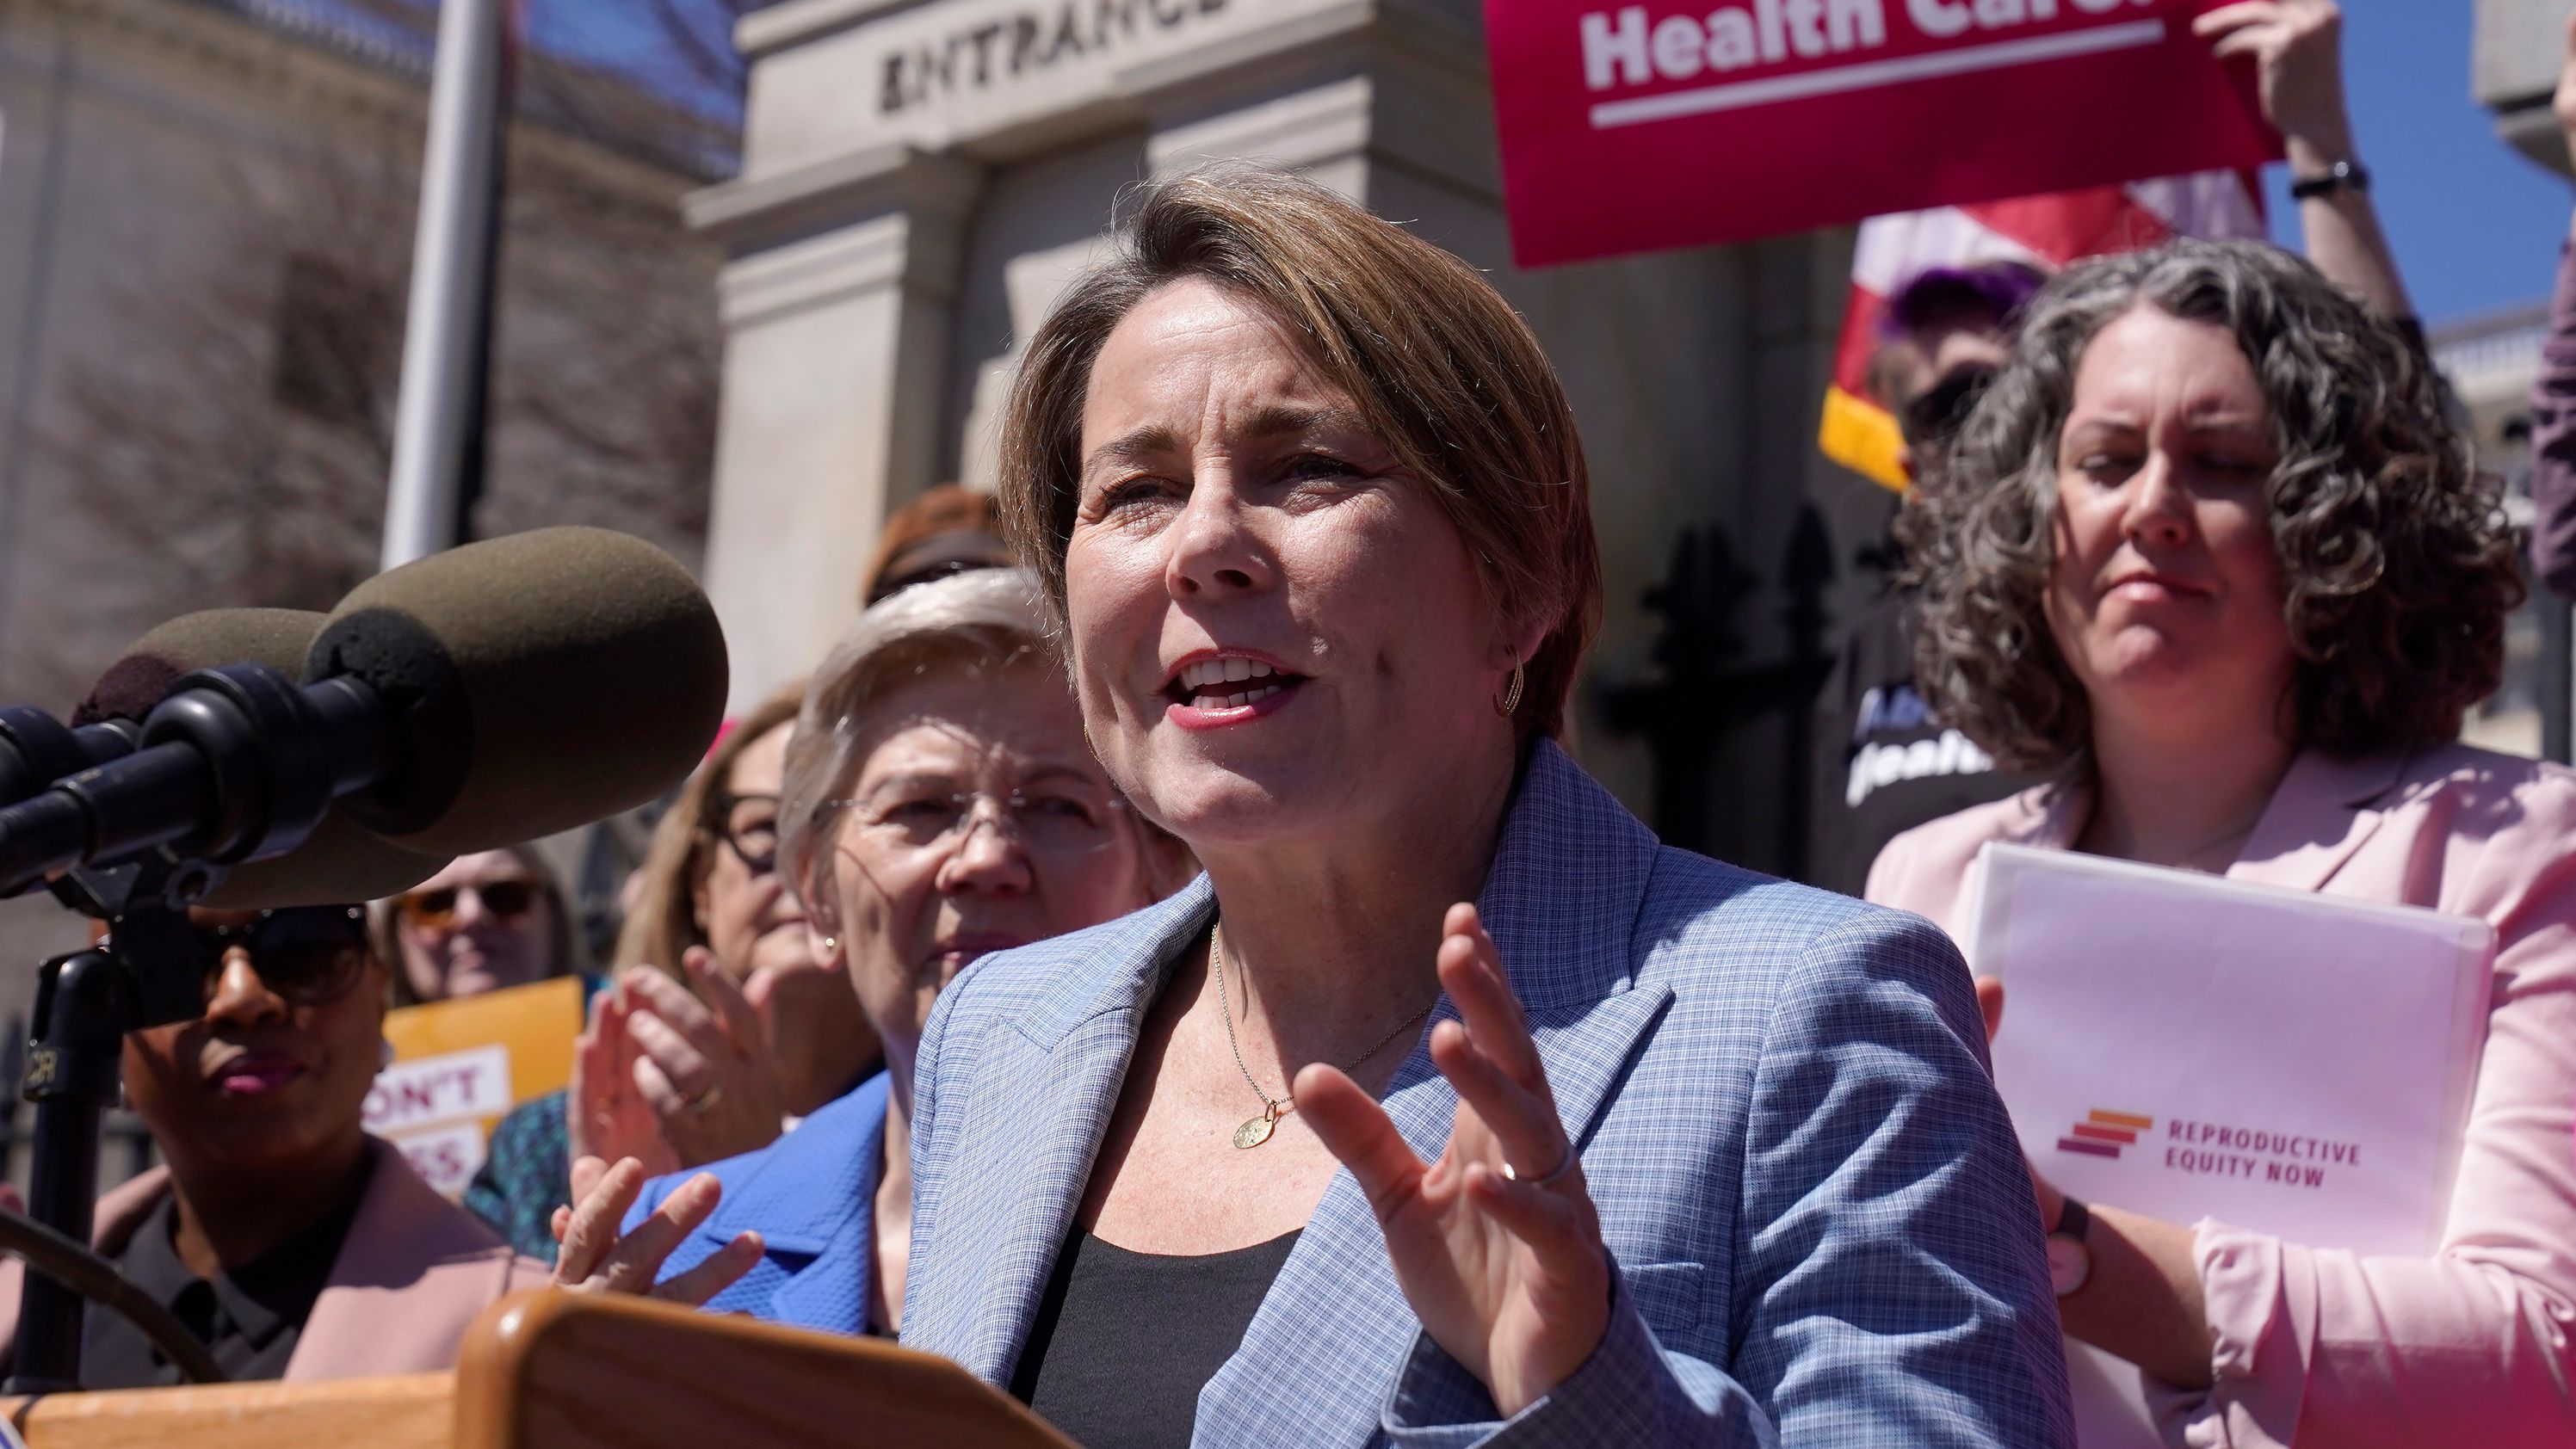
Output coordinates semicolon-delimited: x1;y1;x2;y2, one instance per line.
391;1120;489;1199
365;1044;512;1136
1968;842;2493;1448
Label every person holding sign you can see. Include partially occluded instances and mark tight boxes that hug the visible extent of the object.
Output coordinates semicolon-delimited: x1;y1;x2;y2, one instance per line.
1869;240;2576;1446
0;906;546;1384
851;168;2067;1447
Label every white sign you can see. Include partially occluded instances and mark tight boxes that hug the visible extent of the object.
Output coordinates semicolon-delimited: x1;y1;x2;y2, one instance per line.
365;1044;512;1135
1968;843;2493;1449
393;1120;490;1199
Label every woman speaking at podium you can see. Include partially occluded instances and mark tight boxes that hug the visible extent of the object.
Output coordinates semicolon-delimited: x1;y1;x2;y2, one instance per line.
890;169;2074;1447
1869;240;2576;1446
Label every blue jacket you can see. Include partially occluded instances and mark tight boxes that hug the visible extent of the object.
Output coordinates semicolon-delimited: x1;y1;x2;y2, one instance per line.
899;740;2075;1447
626;1071;891;1335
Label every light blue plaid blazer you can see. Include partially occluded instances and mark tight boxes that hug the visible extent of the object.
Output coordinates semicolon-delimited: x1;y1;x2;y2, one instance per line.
903;741;2075;1446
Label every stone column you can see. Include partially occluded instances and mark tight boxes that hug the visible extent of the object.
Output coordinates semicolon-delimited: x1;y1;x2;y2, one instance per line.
690;146;981;711
2476;0;2573;176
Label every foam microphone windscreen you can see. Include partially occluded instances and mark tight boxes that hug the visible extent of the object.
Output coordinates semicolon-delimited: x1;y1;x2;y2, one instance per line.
75;608;324;727
306;526;727;855
78;609;449;909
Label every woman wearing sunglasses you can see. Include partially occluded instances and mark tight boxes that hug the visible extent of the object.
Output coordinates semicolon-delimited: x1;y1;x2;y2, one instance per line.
378;846;578;1008
465;686;880;1261
0;905;545;1384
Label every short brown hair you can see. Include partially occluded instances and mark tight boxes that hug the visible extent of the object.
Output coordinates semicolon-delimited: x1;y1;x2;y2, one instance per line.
1900;238;2522;772
995;165;1600;738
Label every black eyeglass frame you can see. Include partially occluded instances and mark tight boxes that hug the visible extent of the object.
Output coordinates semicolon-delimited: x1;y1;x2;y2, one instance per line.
706;791;784;877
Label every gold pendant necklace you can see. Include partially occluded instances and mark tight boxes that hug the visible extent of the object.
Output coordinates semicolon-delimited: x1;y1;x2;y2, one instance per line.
1213;923;1434;1149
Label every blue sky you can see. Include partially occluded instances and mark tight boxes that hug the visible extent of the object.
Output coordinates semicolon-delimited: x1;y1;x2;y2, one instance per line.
2268;3;2569;326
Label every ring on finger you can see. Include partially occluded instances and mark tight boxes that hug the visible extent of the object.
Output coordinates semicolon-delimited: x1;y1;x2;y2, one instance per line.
1504;1141;1578;1189
684;1082;725;1115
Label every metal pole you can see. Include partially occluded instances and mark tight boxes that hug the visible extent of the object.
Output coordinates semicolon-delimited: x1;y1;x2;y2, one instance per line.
380;0;510;570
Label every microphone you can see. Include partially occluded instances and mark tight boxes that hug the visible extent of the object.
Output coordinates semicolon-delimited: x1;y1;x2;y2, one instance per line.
0;527;726;897
76;609;448;909
0;607;275;811
0;717;133;818
306;525;728;853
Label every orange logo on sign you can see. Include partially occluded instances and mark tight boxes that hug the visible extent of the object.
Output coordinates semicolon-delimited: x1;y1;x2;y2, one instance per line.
2058;1108;2153;1160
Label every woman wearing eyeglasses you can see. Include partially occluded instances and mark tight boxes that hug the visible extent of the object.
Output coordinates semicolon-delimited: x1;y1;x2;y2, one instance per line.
463;686;880;1261
546;568;1176;1336
0;905;546;1385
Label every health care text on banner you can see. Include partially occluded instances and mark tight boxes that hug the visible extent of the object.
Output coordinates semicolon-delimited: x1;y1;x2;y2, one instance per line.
1484;0;2278;266
368;975;584;1196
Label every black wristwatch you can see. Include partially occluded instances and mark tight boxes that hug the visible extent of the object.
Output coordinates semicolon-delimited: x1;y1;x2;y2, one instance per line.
2289;158;2370;200
2045;1195;2091;1298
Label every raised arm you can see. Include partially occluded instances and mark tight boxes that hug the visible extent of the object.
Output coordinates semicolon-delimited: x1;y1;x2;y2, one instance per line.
2196;2;2414;324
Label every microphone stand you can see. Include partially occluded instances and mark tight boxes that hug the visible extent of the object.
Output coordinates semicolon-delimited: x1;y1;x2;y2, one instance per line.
6;858;227;1391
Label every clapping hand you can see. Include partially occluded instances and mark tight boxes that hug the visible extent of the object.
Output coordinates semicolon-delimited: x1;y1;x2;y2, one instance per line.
1298;903;1611;1418
570;949;788;1175
548;1154;762;1304
570;986;673;1179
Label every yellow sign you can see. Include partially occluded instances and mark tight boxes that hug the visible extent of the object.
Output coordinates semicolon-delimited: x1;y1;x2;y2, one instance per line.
370;975;585;1195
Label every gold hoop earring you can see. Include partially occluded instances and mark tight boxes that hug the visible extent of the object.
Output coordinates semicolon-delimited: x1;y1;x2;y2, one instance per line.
1494;661;1525;718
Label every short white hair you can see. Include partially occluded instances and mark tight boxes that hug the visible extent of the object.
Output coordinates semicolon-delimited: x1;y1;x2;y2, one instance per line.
777;568;1055;932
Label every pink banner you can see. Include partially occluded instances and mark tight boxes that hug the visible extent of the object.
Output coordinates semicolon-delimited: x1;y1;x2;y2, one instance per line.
1484;0;2281;266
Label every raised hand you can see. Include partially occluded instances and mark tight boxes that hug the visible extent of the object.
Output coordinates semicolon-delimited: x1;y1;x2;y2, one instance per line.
2195;1;2351;156
569;985;676;1178
617;948;790;1169
549;1154;762;1304
1297;903;1611;1418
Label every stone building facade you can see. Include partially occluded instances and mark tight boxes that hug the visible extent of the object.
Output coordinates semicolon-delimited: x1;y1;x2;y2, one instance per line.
0;0;728;974
2478;0;2575;177
691;0;1888;873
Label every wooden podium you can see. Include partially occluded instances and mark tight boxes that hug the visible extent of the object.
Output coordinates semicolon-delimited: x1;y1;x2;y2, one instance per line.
0;1292;1075;1448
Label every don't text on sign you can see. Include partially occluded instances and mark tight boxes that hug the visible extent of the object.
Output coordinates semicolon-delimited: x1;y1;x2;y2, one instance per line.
1485;0;2277;265
375;975;584;1198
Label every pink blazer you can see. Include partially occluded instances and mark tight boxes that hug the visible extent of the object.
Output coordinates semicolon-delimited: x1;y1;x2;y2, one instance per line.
1868;742;2576;1449
0;1136;546;1382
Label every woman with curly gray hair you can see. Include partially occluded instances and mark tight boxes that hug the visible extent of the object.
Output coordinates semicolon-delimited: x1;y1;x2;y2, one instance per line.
1870;237;2576;1446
